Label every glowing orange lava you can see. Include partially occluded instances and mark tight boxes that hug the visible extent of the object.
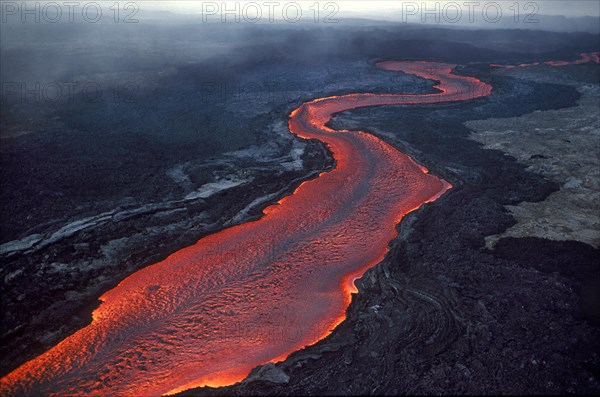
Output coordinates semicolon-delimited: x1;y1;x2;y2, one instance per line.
490;51;600;68
0;61;492;396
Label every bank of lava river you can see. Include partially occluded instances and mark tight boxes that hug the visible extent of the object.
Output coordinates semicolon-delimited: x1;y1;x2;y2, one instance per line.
182;64;600;395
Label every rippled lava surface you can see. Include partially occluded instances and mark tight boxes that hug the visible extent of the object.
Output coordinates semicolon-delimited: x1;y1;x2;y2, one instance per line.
1;61;492;396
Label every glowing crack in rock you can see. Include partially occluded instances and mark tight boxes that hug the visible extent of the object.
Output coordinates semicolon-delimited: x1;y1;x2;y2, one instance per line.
1;61;493;396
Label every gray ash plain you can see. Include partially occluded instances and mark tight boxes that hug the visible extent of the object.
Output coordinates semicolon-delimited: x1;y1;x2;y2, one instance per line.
1;14;599;395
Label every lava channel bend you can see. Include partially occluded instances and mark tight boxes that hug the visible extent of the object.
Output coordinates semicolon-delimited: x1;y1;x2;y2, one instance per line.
1;61;492;396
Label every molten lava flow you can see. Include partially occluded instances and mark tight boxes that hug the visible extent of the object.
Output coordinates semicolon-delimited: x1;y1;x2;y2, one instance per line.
490;51;600;68
0;61;492;396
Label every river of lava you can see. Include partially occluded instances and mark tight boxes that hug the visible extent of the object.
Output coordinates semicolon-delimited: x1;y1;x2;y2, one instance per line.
0;61;491;396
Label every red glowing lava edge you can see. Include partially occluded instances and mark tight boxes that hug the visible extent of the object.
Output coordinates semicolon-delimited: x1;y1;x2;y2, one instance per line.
489;51;599;68
1;61;492;397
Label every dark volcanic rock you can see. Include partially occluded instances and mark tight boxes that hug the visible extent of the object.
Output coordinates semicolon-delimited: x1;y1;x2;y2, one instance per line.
2;19;599;394
180;65;600;395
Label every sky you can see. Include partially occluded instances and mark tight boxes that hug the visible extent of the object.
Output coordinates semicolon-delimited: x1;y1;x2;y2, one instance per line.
350;1;599;17
141;1;600;18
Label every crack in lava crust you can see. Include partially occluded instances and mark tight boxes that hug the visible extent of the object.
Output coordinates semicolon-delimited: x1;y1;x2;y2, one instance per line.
0;61;492;396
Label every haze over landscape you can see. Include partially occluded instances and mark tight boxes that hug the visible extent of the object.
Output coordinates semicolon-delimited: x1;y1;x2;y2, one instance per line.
1;1;599;395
